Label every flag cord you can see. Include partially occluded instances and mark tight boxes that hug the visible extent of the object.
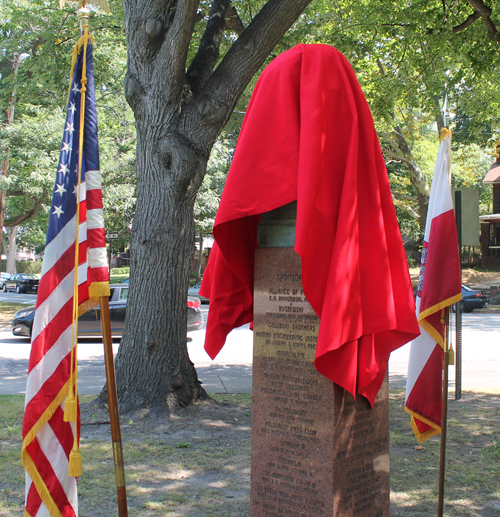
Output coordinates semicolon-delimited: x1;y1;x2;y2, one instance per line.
438;308;450;516
64;25;90;479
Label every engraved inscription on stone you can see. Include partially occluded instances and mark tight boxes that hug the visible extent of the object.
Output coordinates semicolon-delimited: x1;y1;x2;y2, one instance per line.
333;384;390;516
251;247;389;517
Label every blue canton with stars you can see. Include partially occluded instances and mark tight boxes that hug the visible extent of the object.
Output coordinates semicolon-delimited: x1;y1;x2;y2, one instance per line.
46;42;100;246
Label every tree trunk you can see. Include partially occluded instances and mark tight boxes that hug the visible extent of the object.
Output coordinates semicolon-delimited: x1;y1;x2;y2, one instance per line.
5;225;18;274
0;54;23;272
112;118;209;414
113;0;313;414
0;188;6;273
392;126;430;237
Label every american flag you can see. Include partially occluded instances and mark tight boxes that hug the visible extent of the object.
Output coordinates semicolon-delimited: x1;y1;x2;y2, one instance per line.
22;33;109;517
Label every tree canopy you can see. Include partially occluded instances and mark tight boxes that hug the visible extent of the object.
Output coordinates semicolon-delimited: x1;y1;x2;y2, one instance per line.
0;0;135;262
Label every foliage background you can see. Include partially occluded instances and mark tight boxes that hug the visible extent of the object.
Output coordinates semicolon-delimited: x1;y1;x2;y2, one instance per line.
2;0;499;262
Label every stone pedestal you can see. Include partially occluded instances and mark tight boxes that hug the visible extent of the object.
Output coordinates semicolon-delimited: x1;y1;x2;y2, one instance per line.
250;205;390;517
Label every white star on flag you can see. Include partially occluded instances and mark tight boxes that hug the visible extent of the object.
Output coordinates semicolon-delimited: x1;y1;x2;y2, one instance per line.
52;205;64;218
65;122;75;135
62;142;72;154
72;83;80;94
69;102;76;115
55;184;67;196
58;163;70;175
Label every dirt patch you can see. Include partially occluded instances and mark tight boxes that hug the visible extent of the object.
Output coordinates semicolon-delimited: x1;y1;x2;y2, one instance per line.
411;268;500;286
461;268;500;285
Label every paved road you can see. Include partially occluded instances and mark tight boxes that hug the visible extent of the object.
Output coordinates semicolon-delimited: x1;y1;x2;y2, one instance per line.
0;301;498;396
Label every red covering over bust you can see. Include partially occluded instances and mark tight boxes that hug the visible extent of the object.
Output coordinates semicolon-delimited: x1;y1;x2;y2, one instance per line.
200;44;420;406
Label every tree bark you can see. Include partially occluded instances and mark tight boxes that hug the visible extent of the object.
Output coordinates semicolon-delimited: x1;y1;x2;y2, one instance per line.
5;225;18;274
113;0;313;414
0;54;23;272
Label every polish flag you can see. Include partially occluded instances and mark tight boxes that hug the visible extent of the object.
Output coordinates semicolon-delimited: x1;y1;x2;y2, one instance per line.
405;129;462;443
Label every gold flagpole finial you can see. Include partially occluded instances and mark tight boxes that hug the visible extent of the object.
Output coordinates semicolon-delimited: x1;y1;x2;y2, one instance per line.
59;0;111;14
78;7;90;31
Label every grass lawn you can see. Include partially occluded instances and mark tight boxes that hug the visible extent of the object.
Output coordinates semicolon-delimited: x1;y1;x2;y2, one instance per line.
1;390;499;516
0;302;27;329
110;274;129;284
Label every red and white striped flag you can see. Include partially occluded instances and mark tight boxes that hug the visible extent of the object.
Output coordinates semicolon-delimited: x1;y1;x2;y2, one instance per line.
22;31;109;516
405;128;462;443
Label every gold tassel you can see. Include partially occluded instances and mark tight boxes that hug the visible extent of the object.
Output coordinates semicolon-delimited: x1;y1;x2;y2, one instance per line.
448;346;455;366
68;445;82;477
64;394;78;423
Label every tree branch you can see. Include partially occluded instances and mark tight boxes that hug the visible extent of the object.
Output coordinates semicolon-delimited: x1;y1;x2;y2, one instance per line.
452;10;481;33
226;5;245;34
4;197;45;227
466;0;500;42
391;196;420;220
426;9;481;35
186;0;313;146
123;0;198;113
187;0;232;95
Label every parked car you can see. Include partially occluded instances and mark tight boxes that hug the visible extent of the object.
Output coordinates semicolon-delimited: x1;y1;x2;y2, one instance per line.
188;282;209;303
453;285;488;313
0;272;11;289
11;283;203;338
3;273;39;294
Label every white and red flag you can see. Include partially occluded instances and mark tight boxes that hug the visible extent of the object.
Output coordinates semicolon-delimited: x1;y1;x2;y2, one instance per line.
405;128;462;443
22;31;109;517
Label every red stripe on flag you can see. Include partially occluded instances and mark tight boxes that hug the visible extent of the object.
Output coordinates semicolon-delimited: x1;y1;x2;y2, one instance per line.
405;344;444;428
23;355;72;434
36;240;87;310
88;227;106;248
78;200;87;226
79;282;89;305
26;439;76;517
49;405;76;457
28;299;74;371
89;266;109;284
86;188;103;210
25;481;43;517
420;209;461;315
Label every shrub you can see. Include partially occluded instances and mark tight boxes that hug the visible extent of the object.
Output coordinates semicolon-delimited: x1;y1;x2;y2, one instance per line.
1;261;42;274
111;267;130;275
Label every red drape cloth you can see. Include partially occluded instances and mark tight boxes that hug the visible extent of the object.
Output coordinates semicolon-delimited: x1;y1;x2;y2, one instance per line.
200;44;420;406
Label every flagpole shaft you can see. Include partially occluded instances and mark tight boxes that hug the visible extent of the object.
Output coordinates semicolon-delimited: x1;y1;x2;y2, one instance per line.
100;295;129;517
437;308;450;517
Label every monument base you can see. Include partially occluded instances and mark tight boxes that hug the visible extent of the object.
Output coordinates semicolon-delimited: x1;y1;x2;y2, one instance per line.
251;247;390;517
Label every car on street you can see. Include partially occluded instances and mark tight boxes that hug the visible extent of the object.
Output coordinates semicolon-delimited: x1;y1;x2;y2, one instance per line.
453;285;488;313
0;272;11;289
3;273;39;294
11;283;203;338
188;282;209;303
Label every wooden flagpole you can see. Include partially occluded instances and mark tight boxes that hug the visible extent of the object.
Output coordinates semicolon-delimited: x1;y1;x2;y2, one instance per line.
100;295;129;516
437;307;450;517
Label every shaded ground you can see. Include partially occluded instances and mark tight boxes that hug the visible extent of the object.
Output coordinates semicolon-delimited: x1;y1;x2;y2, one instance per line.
1;390;499;517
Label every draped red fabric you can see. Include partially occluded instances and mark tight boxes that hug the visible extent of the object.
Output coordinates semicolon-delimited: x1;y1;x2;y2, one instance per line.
200;44;419;406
